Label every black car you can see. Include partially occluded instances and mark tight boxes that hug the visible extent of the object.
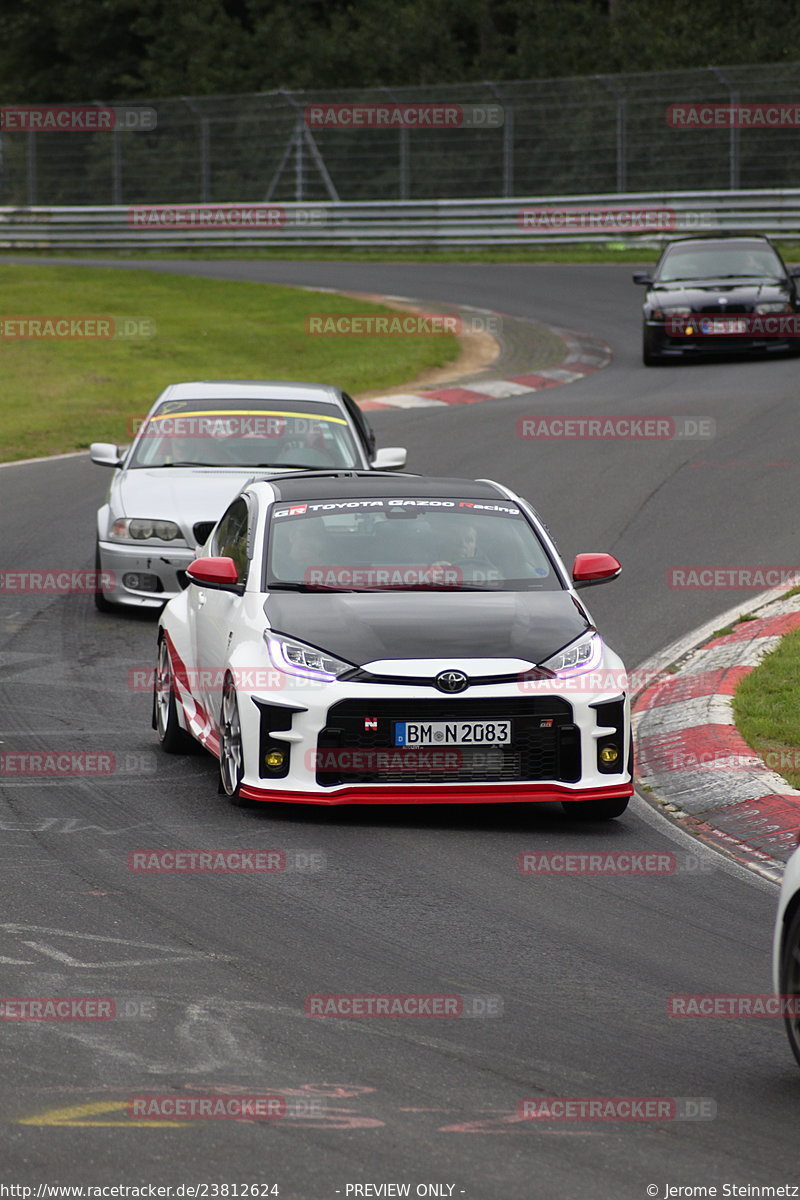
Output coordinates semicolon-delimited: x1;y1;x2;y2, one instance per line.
633;235;800;365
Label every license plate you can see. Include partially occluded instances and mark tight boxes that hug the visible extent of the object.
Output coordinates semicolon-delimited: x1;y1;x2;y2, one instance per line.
393;720;512;746
699;317;747;334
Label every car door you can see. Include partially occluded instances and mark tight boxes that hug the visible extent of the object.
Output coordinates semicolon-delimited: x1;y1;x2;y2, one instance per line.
191;496;252;735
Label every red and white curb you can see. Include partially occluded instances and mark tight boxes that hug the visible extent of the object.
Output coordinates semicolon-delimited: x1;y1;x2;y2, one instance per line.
632;590;800;875
361;318;611;411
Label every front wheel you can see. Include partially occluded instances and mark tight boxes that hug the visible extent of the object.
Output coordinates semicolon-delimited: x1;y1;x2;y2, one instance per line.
154;636;195;753
219;678;252;806
561;794;630;821
779;905;800;1068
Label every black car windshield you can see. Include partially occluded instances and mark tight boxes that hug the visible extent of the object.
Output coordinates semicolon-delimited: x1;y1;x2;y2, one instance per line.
657;242;785;283
267;498;561;592
128;399;362;469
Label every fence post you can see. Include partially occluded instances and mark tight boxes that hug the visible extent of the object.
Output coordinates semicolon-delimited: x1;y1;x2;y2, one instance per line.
712;68;740;190
601;78;627;194
112;127;122;204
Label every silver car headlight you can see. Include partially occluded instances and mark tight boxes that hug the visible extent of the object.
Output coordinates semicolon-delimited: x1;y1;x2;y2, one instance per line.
265;632;354;682
755;302;793;314
110;518;181;542
540;631;603;677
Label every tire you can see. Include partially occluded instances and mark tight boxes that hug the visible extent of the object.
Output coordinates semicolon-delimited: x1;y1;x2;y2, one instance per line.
561;793;630;821
642;331;662;367
219;677;252;806
94;541;119;612
154;636;195;754
779;904;800;1068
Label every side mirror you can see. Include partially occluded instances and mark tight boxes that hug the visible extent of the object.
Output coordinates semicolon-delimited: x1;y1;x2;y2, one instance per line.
789;266;800;278
90;441;122;468
572;552;621;589
632;272;653;285
372;447;407;471
186;556;240;590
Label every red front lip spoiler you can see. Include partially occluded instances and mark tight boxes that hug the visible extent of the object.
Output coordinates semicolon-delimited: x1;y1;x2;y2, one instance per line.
237;781;634;806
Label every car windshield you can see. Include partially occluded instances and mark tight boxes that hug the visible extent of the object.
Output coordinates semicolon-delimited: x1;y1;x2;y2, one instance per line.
657;243;785;283
128;399;362;469
266;498;560;592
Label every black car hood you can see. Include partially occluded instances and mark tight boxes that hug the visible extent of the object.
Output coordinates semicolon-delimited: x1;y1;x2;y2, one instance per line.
647;279;791;307
264;589;589;666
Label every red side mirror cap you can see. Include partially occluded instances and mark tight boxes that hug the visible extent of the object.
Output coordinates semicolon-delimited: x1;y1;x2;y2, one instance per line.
186;556;239;587
572;552;621;589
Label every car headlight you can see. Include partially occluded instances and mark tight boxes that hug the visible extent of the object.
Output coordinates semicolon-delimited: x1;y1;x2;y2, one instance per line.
540;631;603;677
110;518;181;542
755;302;793;314
265;632;354;682
651;305;692;320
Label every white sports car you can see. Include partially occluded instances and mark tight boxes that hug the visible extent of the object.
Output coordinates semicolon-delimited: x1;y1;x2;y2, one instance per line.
154;471;633;819
773;844;800;1065
91;380;406;611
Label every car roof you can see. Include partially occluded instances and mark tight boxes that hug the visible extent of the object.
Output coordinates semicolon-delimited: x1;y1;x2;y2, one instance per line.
156;381;344;405
262;472;507;503
661;235;774;251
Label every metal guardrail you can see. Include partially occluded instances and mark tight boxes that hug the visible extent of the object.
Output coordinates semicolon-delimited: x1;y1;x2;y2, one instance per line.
2;191;800;249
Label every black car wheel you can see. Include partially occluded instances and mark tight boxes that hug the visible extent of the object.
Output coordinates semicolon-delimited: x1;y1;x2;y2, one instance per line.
154;636;195;753
219;677;252;806
779;904;800;1068
561;793;630;821
642;329;662;366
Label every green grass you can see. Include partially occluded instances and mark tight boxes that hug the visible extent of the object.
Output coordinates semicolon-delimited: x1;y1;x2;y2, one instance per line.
733;626;800;790
0;265;459;461
8;241;800;265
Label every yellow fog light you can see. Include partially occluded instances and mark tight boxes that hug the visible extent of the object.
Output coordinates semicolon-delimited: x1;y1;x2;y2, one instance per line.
685;325;694;336
265;749;285;769
599;745;619;765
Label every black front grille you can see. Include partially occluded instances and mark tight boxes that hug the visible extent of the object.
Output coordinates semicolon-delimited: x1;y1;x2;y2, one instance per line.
317;698;580;786
697;304;750;314
193;521;215;546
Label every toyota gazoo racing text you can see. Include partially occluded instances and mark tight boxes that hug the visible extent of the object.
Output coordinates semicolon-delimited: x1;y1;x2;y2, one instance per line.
154;472;633;819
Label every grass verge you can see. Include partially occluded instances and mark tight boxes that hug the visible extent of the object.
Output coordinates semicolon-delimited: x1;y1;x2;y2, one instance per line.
732;625;800;789
0;265;459;462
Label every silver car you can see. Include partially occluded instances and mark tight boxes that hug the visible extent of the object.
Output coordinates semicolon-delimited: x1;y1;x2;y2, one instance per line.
91;380;406;612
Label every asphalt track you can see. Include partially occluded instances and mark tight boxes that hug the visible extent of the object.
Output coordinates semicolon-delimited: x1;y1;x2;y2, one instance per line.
1;259;799;1197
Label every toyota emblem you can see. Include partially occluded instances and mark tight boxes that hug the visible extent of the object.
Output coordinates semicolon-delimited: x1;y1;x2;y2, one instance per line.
436;670;468;693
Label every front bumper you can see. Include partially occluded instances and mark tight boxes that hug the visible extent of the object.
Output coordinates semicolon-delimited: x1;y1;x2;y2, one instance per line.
645;319;796;357
166;636;633;805
98;540;194;609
